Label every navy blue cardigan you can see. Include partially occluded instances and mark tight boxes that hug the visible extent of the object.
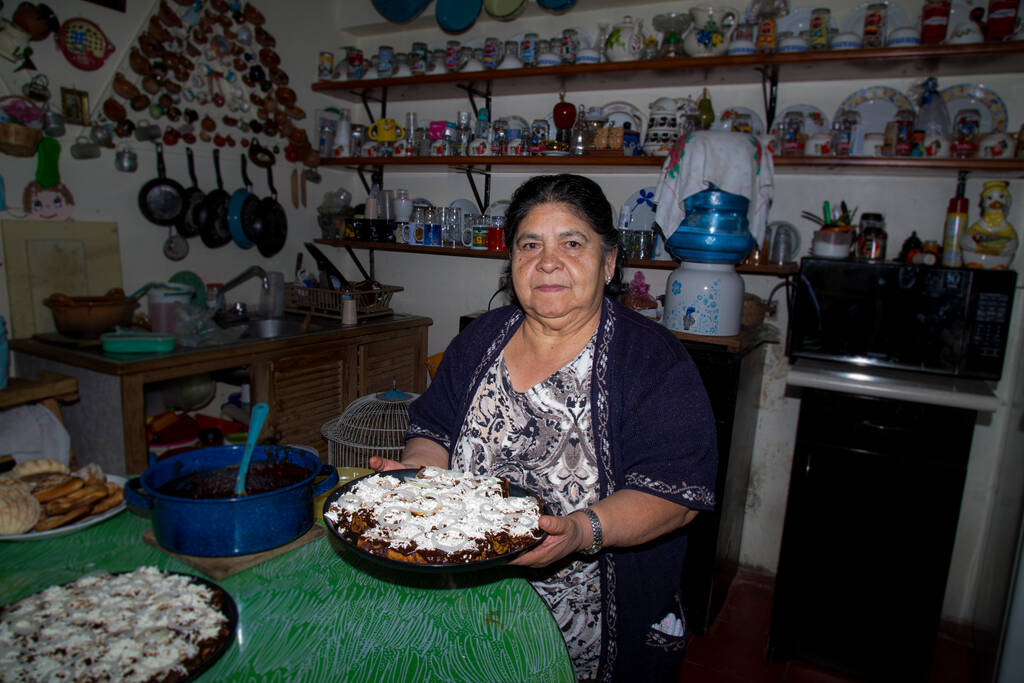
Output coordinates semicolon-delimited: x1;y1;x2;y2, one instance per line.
406;299;718;681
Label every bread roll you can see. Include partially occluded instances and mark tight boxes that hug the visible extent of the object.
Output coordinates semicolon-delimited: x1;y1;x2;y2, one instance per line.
0;486;42;535
12;459;69;479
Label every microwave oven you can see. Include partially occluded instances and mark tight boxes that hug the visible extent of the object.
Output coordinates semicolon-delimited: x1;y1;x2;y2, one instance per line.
786;258;1017;381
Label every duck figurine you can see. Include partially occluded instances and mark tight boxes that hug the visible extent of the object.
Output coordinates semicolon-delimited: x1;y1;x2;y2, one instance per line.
960;180;1018;269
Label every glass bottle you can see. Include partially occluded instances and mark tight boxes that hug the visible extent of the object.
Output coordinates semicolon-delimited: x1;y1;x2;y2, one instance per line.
454;110;472;156
570;105;587;156
475;107;491;142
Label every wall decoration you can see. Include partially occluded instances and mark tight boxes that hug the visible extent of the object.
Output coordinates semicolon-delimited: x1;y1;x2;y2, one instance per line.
22;181;76;221
54;17;116;70
60;87;90;126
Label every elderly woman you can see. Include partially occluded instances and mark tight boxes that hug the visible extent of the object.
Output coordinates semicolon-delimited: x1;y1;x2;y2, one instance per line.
371;174;717;681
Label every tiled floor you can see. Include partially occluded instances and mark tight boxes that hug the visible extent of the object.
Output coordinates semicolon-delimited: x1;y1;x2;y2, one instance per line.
679;569;986;683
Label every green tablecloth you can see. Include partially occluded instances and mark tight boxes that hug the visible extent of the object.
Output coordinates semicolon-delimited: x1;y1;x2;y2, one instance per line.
0;511;575;682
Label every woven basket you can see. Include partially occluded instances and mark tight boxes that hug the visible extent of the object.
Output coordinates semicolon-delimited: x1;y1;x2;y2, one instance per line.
0;96;43;157
741;293;769;328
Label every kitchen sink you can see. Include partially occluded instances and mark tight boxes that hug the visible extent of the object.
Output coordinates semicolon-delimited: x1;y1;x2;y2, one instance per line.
240;317;322;339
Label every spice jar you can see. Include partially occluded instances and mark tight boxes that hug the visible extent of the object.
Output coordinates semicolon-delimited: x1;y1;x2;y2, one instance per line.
951;108;982;158
521;33;538;66
345;47;364;80
857;213;887;261
808;7;832;48
920;0;951;43
779;111;806;156
832;109;861;156
892;109;916;155
862;3;888;47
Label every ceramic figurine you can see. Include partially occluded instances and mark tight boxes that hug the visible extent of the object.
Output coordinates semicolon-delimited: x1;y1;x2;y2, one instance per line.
960;180;1018;269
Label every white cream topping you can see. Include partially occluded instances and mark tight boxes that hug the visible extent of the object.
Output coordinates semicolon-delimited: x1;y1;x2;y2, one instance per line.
0;566;229;682
325;466;541;556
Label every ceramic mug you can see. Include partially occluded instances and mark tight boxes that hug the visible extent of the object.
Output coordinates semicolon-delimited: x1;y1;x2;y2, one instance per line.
575;47;599;63
804;132;832;156
831;32;862;49
115;146;138;172
981;132;1014;158
887;26;921;46
922;133;950;158
727;39;757;55
70;135;101;160
778;34;809;52
134;120;161;142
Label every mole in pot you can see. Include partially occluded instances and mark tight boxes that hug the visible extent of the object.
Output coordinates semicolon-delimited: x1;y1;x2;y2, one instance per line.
158;460;311;499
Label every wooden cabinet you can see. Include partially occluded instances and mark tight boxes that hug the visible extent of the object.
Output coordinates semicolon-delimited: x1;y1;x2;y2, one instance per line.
767;388;975;680
11;315;431;475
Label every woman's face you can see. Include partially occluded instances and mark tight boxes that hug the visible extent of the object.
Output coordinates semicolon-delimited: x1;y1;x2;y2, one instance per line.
511;202;615;327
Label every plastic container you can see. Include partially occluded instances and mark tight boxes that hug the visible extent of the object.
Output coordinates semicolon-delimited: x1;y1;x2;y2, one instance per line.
812;229;855;258
148;283;194;334
857;214;888;261
101;331;176;354
257;271;285;317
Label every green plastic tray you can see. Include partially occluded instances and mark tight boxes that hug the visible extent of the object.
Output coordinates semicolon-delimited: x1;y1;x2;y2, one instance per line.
100;331;176;354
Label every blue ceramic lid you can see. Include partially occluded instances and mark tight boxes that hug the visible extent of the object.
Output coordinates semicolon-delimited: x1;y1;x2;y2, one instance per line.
683;185;751;213
537;0;578;12
436;0;482;32
372;0;432;23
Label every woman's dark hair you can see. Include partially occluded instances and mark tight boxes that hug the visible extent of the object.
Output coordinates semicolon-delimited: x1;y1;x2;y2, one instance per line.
500;174;624;305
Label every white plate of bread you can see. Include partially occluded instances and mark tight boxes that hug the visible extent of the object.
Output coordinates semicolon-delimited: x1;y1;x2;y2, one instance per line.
0;460;126;541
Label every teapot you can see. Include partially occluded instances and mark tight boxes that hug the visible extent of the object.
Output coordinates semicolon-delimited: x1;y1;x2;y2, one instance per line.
682;6;739;57
605;16;639;62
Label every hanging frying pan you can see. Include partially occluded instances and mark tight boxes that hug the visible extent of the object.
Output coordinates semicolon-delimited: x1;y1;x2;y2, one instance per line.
227;154;260;249
254;165;287;257
371;0;432;23
197;149;232;248
436;0;481;33
176;147;205;238
138;142;187;226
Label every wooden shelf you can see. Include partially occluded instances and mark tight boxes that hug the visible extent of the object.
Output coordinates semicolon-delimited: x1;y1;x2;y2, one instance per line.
314;239;798;276
320;154;1024;177
0;371;79;409
312;42;1024;103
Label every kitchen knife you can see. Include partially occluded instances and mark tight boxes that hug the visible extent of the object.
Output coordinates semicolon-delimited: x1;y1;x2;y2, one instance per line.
304;242;351;290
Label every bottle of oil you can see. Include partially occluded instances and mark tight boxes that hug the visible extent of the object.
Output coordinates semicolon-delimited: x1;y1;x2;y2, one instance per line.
942;172;968;267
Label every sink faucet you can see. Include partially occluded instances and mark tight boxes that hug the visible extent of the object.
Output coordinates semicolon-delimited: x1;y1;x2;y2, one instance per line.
215;266;269;323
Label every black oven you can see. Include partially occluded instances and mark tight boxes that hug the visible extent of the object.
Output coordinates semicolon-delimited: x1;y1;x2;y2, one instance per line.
787;258;1017;380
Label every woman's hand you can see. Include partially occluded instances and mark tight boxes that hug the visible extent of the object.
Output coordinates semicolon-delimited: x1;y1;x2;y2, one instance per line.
507;512;589;568
368;456;406;472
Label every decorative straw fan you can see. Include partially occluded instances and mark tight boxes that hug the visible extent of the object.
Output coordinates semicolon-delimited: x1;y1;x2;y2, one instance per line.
320;385;419;468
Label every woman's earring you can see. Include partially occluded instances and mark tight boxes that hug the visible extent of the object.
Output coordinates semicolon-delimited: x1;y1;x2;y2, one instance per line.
605;277;611;285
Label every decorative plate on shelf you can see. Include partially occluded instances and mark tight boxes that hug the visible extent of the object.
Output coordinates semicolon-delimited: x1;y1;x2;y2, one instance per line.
601;101;644;134
499;114;530;133
835;86;915;134
839;0;911;37
449;198;479;217
940;84;1008;133
769;104;829;137
712;106;765;134
486;199;511;217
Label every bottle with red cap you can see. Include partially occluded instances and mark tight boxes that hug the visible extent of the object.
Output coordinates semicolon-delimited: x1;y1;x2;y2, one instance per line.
942;172;969;267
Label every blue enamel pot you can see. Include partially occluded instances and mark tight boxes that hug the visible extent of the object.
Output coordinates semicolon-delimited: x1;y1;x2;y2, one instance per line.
125;445;338;557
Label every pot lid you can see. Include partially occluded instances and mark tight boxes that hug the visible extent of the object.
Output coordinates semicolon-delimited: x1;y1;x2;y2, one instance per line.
372;0;432;23
436;0;481;33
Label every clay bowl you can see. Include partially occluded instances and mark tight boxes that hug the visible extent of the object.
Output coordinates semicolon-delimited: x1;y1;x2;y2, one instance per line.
138;32;164;58
159;0;183;27
130;48;152;75
114;72;140;99
149;16;173;43
244;3;266;25
44;291;139;339
255;26;275;47
268;67;288;85
163;79;182;94
142;75;162;95
131;94;152;111
285;106;305;121
103;98;127;122
275;86;295;107
259;48;279;68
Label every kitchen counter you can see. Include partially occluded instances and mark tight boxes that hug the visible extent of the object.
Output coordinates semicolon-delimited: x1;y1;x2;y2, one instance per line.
12;314;432;474
0;511;574;682
786;358;1000;412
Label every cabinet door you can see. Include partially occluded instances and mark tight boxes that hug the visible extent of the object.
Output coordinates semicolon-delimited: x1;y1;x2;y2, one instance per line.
769;390;973;681
267;343;355;454
357;330;428;396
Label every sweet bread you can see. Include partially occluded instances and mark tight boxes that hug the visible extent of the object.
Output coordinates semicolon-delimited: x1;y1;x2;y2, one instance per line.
11;458;69;479
33;476;85;503
0;486;42;535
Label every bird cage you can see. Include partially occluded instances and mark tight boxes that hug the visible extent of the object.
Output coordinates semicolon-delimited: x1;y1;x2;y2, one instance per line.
320;387;419;468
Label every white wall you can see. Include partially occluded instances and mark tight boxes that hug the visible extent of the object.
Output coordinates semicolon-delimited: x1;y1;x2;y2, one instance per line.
1;0;1022;630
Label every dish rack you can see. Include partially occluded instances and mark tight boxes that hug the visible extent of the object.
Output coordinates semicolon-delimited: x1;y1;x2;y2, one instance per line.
283;282;402;320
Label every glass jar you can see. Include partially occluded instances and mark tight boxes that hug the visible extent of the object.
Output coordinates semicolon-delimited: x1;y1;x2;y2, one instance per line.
410;42;428;75
561;28;578;63
832;109;861;156
779;110;806;156
808;8;831;48
445;40;461;72
504;40;519;65
862;3;888;47
529;118;549;154
491;118;509;155
483;37;502;69
428;49;445;74
951;108;982;158
857;213;887;261
521;33;538;66
892;109;916;155
377;45;394;78
346;47;364;79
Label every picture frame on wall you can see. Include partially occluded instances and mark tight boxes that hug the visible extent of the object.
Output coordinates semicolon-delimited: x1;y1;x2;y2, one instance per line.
60;88;90;127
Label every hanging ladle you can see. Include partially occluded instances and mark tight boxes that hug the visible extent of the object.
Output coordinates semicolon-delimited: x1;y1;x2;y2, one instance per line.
234;402;269;496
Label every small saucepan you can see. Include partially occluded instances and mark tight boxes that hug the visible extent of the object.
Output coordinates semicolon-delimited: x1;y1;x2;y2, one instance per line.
253;165;287;257
175;147;205;238
227;154;259;249
138;142;186;227
196;148;232;248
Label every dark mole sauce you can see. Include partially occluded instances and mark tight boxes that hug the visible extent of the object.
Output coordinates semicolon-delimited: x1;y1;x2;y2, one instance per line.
158;461;310;499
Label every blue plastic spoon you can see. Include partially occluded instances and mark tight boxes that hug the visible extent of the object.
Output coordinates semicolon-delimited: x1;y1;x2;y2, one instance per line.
234;402;269;496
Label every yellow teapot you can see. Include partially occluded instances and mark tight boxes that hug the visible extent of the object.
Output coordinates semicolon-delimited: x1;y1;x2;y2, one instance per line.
368;117;406;143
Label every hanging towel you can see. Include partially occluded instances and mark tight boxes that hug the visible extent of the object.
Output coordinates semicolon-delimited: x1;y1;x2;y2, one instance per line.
653;131;775;246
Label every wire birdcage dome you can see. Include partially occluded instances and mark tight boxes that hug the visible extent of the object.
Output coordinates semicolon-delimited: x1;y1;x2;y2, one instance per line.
321;386;419;468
